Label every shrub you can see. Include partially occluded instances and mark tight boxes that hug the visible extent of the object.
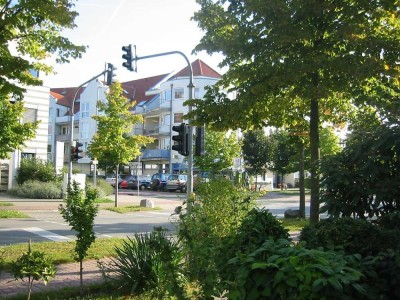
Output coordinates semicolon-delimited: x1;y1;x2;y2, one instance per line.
361;249;400;299
85;178;113;198
100;228;186;298
226;239;367;300
176;178;262;297
15;158;59;185
300;218;398;257
320;125;400;219
8;180;62;199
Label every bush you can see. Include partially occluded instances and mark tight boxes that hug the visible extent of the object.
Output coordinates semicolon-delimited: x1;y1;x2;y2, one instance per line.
15;158;59;185
299;218;399;257
85;178;113;198
226;239;367;300
8;180;62;199
176;178;262;297
100;228;186;298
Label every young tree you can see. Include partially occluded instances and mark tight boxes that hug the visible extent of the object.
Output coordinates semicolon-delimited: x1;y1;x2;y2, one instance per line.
241;129;273;183
59;182;98;294
188;0;400;223
194;127;241;175
0;0;85;100
88;82;153;207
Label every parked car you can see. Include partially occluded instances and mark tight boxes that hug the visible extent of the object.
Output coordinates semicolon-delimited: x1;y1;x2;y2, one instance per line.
138;175;152;190
118;175;152;190
166;174;187;193
106;175;123;187
151;173;171;191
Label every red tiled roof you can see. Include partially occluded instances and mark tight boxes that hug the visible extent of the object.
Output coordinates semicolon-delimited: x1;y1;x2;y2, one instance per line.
50;91;64;100
121;74;169;105
174;59;221;79
50;87;85;114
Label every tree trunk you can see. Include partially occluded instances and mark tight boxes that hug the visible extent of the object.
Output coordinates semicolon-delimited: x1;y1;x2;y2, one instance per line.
298;141;306;219
80;259;83;296
309;97;320;224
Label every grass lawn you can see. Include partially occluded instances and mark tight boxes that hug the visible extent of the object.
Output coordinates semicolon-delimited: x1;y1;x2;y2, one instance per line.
0;202;13;206
270;189;311;195
0;210;29;218
105;205;162;213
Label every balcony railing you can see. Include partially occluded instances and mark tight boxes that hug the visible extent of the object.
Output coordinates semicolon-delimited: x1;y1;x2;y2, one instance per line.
141;149;170;160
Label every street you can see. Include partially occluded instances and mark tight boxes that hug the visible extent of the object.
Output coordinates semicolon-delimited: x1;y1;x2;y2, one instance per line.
0;190;310;246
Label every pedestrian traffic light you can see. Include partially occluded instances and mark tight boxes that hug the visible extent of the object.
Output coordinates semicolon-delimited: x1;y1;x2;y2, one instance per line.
106;63;117;85
76;142;84;160
172;122;189;156
122;44;134;71
195;126;205;156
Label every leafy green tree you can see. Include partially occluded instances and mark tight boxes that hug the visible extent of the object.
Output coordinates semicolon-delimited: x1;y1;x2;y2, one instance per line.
241;129;273;182
88;82;153;207
0;0;85;100
16;158;58;184
59;182;98;293
0;96;38;159
194;127;241;175
188;0;400;223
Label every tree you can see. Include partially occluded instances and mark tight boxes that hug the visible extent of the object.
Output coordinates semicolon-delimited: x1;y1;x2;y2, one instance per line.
188;0;400;223
59;182;98;294
194;127;241;175
0;0;85;100
0;96;38;159
241;129;273;182
88;82;153;207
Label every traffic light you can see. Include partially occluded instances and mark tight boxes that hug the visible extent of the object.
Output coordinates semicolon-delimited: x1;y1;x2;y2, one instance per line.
70;146;77;161
195;126;205;156
76;142;84;160
106;63;117;85
172;122;189;156
122;44;133;71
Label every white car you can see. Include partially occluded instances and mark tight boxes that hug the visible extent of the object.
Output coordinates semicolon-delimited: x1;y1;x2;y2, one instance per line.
105;175;122;187
166;174;187;193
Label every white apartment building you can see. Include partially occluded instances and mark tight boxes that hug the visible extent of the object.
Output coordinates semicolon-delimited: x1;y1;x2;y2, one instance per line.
49;60;222;176
0;85;50;191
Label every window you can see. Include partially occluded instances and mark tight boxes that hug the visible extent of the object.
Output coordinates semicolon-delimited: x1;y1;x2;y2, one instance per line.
81;103;90;118
194;88;200;98
174;88;184;99
56;108;60;117
47;145;52;152
80;123;89;139
174;113;183;123
23;108;37;123
164;90;172;101
61;126;69;135
21;153;35;159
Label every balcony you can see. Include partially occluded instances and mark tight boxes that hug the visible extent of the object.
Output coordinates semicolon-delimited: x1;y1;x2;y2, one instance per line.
56;134;71;143
141;149;170;160
144;125;170;137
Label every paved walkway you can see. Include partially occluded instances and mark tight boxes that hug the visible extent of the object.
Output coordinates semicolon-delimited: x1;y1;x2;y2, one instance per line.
0;191;302;298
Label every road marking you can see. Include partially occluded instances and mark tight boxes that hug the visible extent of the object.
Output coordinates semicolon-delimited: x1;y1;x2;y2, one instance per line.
22;227;71;242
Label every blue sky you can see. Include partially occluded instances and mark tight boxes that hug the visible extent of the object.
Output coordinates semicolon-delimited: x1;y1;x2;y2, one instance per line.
42;0;226;88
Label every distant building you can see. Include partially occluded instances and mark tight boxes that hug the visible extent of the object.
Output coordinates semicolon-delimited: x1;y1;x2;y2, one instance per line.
0;85;50;191
49;59;223;176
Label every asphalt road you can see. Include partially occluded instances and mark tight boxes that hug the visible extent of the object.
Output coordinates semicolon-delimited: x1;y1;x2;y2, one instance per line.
0;190;310;246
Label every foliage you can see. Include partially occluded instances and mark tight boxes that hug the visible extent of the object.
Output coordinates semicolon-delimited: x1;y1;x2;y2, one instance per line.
15;158;59;185
377;211;400;230
99;228;187;299
59;182;99;262
8;180;62;199
0;0;85;101
188;0;400;224
0;96;38;159
194;127;241;174
89;82;153;170
176;178;260;297
320;124;400;219
269;129;298;178
226;239;366;300
299;218;399;257
11;242;56;300
361;249;400;300
85;178;114;198
241;129;273;176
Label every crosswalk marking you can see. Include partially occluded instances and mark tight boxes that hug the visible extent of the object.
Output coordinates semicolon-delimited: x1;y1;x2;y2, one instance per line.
22;227;71;242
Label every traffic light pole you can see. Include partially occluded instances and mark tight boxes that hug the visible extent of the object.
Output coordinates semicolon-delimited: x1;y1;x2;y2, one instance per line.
130;50;195;199
68;69;108;185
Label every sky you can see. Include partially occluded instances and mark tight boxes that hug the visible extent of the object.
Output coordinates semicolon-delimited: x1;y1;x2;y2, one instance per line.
41;0;226;88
